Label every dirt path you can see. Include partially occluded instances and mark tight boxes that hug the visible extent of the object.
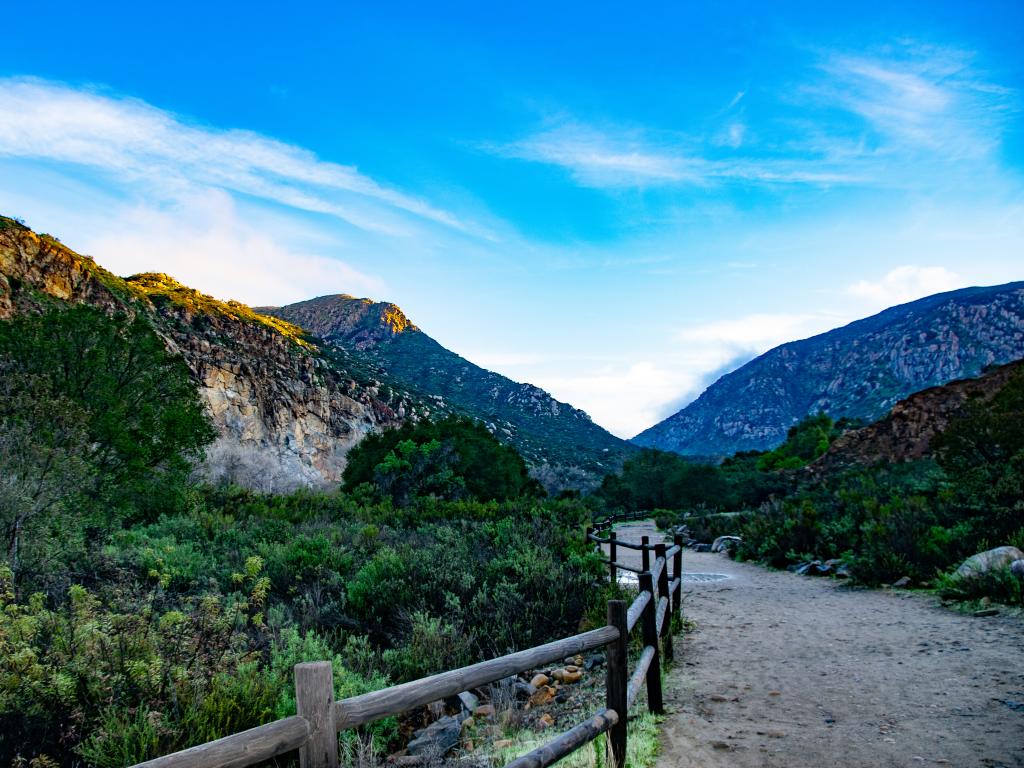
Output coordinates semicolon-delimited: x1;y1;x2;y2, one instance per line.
657;551;1024;768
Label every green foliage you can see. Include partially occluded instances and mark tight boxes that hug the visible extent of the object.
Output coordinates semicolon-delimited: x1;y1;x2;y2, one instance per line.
0;306;214;535
755;413;847;471
344;416;542;504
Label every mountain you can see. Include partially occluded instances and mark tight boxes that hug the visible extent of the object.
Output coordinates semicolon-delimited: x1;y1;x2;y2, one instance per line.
811;358;1024;475
634;282;1024;457
0;217;626;492
258;295;632;487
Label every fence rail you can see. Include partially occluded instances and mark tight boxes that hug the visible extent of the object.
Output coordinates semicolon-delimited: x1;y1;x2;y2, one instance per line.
130;511;685;768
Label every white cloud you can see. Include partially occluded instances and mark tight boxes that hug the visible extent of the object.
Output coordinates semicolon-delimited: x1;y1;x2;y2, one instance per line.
847;265;963;309
85;191;384;306
814;44;1015;160
677;313;833;347
0;77;464;235
488;122;701;188
532;361;684;439
488;120;862;189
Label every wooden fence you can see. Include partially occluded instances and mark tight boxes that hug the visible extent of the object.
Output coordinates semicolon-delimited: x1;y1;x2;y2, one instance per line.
129;512;684;768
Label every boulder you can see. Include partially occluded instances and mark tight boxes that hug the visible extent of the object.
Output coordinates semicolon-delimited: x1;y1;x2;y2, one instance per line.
407;715;461;757
795;560;831;576
473;704;495;718
711;536;742;554
529;673;549;688
514;681;537;700
892;576;912;588
1011;559;1024;582
954;546;1024;579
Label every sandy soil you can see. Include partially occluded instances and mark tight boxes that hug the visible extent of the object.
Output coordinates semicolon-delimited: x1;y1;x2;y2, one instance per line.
656;551;1024;768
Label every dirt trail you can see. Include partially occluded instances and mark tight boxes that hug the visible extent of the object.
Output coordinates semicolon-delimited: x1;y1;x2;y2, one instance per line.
657;551;1024;768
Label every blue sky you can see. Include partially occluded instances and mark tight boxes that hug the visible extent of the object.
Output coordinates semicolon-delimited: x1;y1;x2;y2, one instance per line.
1;1;1022;437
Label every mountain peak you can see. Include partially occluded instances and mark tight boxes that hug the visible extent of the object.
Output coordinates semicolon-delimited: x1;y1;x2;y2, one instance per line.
258;293;416;350
634;281;1024;457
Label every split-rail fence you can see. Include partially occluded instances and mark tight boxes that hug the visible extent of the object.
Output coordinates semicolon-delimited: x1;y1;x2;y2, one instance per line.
129;511;684;768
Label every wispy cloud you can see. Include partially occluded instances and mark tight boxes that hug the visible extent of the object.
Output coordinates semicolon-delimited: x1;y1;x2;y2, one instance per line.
0;77;465;235
485;121;702;188
489;42;1015;192
847;265;963;309
86;190;384;306
486;120;860;189
816;43;1015;158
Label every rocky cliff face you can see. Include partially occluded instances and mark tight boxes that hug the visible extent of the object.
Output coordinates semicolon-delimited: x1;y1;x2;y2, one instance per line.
811;359;1024;474
0;220;409;491
261;294;633;488
634;283;1024;457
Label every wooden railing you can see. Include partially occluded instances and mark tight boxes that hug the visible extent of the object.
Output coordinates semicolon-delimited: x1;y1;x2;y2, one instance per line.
129;513;684;768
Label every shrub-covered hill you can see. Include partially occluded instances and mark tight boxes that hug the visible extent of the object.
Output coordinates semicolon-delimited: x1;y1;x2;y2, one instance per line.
260;294;634;489
634;282;1024;457
0;216;626;492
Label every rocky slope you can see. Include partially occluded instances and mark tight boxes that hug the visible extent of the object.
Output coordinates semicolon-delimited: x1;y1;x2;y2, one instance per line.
0;217;626;492
0;218;412;491
634;283;1024;457
810;358;1024;474
259;295;633;486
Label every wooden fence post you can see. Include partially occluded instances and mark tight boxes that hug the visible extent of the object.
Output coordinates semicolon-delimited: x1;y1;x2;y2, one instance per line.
609;531;617;583
605;600;628;768
655;543;673;664
295;661;339;768
672;533;684;617
641;535;650;573
638;573;664;715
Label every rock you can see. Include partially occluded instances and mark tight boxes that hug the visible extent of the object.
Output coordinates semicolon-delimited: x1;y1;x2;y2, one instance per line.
514;681;537;700
892;576;912;588
407;715;461;757
426;700;445;720
460;717;475;734
529;673;549;688
584;654;604;670
795;560;831;576
953;546;1024;579
1011;559;1024;582
529;685;556;707
538;713;555;729
473;704;495;718
551;668;582;684
711;536;742;553
455;691;479;713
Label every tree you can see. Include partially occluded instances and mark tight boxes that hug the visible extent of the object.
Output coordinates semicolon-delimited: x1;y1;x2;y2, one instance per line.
0;372;92;579
343;417;541;504
0;305;215;526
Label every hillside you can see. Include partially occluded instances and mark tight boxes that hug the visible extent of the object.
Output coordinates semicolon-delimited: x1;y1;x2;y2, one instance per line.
633;282;1024;456
811;358;1024;474
0;217;419;491
259;294;633;486
0;217;625;492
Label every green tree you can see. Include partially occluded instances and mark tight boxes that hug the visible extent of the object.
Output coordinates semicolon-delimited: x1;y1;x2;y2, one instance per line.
343;416;541;504
0;305;215;527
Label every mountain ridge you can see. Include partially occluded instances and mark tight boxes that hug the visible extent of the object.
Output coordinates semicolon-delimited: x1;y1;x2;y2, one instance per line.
0;217;627;492
634;281;1024;456
259;294;633;487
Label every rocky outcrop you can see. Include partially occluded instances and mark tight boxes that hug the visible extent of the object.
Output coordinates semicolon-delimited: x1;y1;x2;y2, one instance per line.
634;283;1024;457
0;219;405;490
261;294;634;489
810;359;1024;473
